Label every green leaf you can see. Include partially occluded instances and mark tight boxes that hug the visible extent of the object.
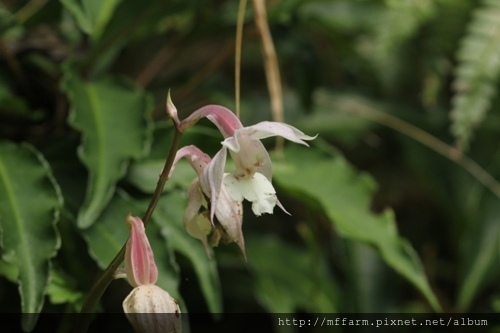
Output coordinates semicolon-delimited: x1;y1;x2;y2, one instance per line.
146;221;181;301
60;0;124;40
246;235;339;313
0;142;62;331
47;266;85;308
273;146;441;312
82;189;134;268
153;191;222;314
61;69;152;229
450;0;500;150
457;193;500;310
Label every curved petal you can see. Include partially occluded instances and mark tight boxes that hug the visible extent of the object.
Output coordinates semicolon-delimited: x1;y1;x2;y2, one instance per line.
200;147;227;223
234;121;317;146
214;187;246;259
169;145;211;178
178;105;243;137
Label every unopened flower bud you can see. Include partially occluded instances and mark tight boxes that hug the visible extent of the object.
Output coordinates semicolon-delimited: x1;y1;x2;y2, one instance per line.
123;284;181;333
125;214;158;287
166;90;180;125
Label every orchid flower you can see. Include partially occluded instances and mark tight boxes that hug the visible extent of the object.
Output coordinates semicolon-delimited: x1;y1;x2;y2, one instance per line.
171;145;245;257
122;214;181;332
178;105;316;216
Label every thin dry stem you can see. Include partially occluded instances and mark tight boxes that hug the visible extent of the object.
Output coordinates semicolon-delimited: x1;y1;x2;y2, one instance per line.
135;43;178;88
252;0;284;153
15;0;49;24
175;41;234;104
235;0;248;118
347;100;500;199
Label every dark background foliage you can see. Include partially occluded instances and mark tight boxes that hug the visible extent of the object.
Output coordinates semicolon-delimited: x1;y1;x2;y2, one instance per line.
1;0;500;332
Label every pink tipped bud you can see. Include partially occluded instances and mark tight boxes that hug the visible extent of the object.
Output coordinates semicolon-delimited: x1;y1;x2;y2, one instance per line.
166;90;180;124
125;214;158;287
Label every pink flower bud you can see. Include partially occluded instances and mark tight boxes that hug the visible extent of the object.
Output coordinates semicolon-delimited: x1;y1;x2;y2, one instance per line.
125;214;158;287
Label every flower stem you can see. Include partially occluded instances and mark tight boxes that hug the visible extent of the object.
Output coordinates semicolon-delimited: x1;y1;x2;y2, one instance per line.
75;125;182;333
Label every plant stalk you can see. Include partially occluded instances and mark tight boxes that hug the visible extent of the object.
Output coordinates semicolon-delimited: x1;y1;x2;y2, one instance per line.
74;125;182;333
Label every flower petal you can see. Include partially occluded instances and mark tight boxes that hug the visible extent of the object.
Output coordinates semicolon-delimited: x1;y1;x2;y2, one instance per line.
224;173;277;216
183;180;212;257
178;105;242;136
200;147;227;224
214;186;246;258
247;121;317;144
169;145;211;178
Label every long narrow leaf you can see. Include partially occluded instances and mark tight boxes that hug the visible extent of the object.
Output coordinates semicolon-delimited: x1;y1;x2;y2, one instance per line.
451;0;500;150
273;146;441;312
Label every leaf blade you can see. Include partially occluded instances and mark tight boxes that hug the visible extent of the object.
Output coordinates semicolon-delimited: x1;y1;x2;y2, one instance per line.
60;0;124;39
274;146;441;312
61;69;152;228
450;1;500;149
0;142;62;331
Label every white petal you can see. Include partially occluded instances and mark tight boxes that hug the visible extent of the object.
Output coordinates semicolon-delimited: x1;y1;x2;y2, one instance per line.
200;147;227;223
234;121;317;146
214;187;245;258
183;179;205;224
224;173;277;216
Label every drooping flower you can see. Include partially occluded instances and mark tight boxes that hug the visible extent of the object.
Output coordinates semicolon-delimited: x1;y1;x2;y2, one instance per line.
178;105;316;216
122;214;181;333
170;145;245;257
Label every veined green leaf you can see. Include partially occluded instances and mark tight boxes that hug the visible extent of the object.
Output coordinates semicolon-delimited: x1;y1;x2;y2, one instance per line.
0;142;62;331
61;69;152;229
273;146;441;312
451;0;500;150
60;0;124;40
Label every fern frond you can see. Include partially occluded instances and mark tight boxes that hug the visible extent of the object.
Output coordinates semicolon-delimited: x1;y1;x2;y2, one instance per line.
451;0;500;150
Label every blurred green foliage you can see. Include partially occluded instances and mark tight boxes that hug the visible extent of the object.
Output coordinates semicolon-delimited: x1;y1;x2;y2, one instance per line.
1;0;500;332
